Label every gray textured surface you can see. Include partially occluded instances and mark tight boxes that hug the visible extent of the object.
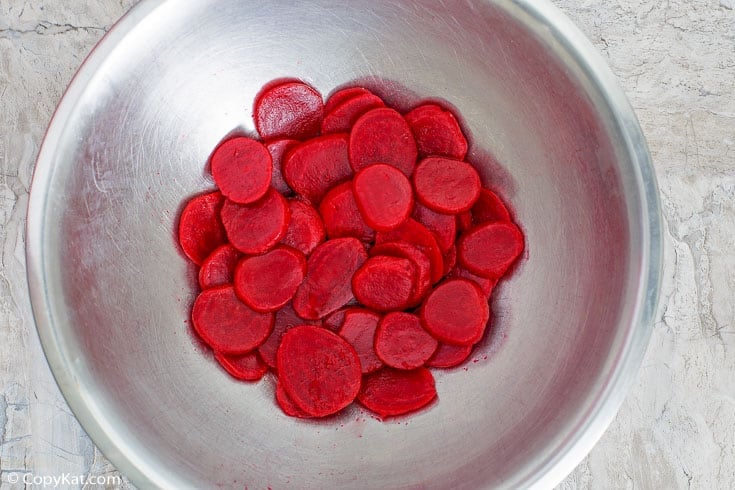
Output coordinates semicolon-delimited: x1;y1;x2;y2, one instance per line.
0;1;733;489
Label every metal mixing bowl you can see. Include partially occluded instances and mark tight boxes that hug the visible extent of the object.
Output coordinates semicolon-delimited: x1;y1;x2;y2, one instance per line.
26;0;662;488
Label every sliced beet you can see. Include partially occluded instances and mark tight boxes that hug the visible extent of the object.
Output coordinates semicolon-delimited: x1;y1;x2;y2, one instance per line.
458;221;524;278
283;133;353;204
192;285;274;354
420;279;490;346
443;245;457;276
178;191;227;265
323;307;349;331
338;308;383;374
357;367;436;418
412;202;456;253
352;256;417;312
234;247;307;312
215;351;268;381
425;343;473;369
349;108;418;177
319;181;375;243
324;86;372;113
258;302;317;368
456;211;473;232
321;93;385;134
450;266;496;297
353;164;414;232
376;219;444;284
276;382;313;418
210;137;272;204
413;157;481;214
254;81;324;141
277;325;362;417
267;139;300;195
221;188;290;254
472;188;511;223
374;312;438;370
369;242;431;306
404;104;468;160
280;199;326;256
198;244;242;290
292;238;368;320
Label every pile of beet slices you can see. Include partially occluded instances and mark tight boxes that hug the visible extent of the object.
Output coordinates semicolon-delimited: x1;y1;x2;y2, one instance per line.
178;80;524;419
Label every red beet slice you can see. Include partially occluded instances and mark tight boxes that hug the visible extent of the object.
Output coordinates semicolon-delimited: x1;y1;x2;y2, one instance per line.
456;210;473;232
412;202;456;253
338;308;383;374
319;181;375;243
178;191;227;265
353;164;414;232
376;219;444;284
369;242;432;306
349;108;418;177
324;87;372;113
220;188;290;254
283;133;353;204
215;351;268;381
357;367;436;418
254;81;324;141
472;188;511;223
192;286;274;354
443;245;457;276
321;93;385;134
258;302;317;368
276;382;313;418
280;199;326;256
413;157;481;213
420;279;490;346
210;137;272;204
267;139;299;195
277;325;361;417
450;266;496;297
198;244;242;290
352;256;417;312
293;238;368;320
458;221;525;278
234;246;307;312
375;312;438;370
425;343;473;369
405;104;468;159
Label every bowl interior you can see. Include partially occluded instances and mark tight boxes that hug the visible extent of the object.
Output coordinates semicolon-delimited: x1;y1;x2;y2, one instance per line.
30;0;653;488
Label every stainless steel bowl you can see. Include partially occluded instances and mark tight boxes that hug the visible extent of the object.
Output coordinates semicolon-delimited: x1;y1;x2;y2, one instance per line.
26;0;662;488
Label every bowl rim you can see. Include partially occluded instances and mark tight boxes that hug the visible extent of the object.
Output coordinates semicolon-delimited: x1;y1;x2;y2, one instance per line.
25;0;662;488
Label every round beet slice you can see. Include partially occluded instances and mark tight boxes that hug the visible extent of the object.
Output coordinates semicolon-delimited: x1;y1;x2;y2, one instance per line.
420;279;490;346
221;188;290;254
267;139;300;195
210;137;272;204
450;266;497;297
283;133;353;204
458;221;525;278
324;86;372;113
375;312;438;370
293;238;368;320
369;242;432;306
376;219;444;284
426;343;473;369
456;210;473;232
413;157;481;214
276;382;313;418
198;244;242;290
280;199;326;256
349;108;418;177
254;81;324;141
178;191;227;265
405;104;468;160
352;256;417;312
321;93;385;134
277;325;362;417
258;302;318;368
234;246;307;312
412;202;456;253
472;188;511;223
338;308;383;374
357;367;436;418
319;182;375;243
192;286;274;354
353;164;414;232
215;351;269;381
